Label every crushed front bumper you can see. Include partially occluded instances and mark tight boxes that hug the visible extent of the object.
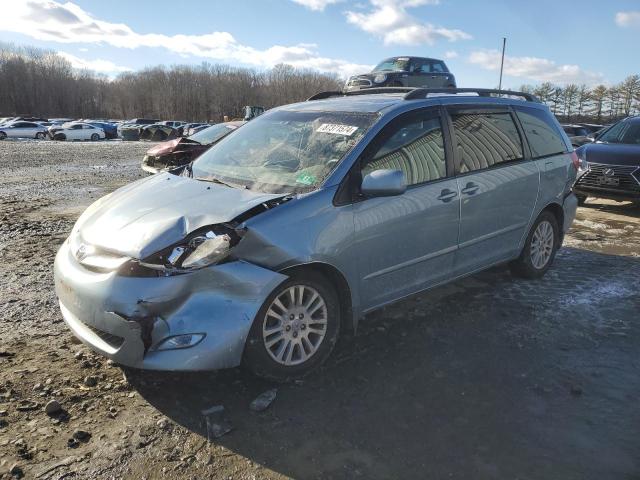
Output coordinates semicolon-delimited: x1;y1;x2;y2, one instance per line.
54;240;287;371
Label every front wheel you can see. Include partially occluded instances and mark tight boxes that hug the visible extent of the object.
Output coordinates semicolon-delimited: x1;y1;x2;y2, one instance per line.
90;133;100;141
35;132;46;140
509;211;559;279
243;271;341;382
0;132;6;140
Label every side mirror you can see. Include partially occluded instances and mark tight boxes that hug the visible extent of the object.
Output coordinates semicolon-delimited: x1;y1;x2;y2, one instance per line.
361;169;406;197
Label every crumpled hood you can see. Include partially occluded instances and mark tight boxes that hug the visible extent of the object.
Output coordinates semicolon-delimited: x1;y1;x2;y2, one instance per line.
580;143;640;167
75;173;285;259
146;139;180;155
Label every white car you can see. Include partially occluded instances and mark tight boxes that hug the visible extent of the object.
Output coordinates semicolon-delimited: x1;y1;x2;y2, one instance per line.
0;121;48;140
51;122;105;141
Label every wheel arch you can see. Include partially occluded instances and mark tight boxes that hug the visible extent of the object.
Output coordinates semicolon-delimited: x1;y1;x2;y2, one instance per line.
280;262;355;334
541;202;564;230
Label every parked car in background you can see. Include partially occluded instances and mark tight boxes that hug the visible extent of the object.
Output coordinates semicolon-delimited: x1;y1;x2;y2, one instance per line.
142;121;244;173
83;121;118;139
118;118;159;140
561;124;591;147
159;120;185;128
344;56;456;92
0;116;16;125
49;118;74;125
573;116;640;205
54;87;577;380
138;124;182;142
0;121;48;139
51;122;105;141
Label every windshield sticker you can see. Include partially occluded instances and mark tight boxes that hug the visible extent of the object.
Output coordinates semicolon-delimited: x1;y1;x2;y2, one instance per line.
296;173;317;185
316;124;359;136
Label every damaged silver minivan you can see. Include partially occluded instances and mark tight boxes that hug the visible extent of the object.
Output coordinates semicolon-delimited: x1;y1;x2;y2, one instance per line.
54;88;578;380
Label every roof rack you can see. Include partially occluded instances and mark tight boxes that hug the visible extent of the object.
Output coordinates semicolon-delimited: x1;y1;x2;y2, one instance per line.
306;87;539;103
307;87;415;101
403;87;539;102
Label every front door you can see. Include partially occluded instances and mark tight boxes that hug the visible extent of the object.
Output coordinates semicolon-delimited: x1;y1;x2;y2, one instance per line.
351;108;461;312
446;107;540;274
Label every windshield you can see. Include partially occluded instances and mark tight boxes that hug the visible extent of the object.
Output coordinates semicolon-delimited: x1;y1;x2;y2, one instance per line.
191;109;378;194
597;121;640;144
373;57;410;72
188;123;238;145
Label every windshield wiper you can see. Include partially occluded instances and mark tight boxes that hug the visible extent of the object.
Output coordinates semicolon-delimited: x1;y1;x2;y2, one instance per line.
197;175;247;189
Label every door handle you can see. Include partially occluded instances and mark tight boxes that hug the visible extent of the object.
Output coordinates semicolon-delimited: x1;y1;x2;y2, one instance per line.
437;188;458;202
461;182;479;195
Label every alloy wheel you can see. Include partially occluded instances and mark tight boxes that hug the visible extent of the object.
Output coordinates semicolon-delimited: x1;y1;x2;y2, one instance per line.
262;285;328;366
530;220;554;269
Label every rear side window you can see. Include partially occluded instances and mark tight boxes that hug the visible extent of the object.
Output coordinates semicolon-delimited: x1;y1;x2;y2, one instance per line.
516;108;567;158
363;113;446;186
450;112;523;173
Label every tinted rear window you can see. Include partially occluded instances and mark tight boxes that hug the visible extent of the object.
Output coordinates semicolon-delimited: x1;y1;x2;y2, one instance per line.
451;112;524;173
516;108;567;158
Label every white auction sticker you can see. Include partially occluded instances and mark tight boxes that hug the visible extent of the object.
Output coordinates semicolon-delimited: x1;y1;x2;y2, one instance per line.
316;124;359;136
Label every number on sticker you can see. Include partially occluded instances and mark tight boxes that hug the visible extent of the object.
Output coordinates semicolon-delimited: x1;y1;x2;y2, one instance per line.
317;124;359;136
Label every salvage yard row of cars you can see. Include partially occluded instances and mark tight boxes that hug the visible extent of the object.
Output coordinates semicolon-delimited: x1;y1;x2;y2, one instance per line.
0;116;252;142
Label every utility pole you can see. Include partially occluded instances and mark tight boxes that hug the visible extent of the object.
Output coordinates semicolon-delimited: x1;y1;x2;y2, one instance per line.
498;37;506;91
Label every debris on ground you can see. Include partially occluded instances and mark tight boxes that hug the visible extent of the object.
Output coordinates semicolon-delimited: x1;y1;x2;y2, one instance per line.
250;388;278;412
201;405;233;440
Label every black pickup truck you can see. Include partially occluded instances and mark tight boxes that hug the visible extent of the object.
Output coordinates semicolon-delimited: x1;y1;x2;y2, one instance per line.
344;56;456;92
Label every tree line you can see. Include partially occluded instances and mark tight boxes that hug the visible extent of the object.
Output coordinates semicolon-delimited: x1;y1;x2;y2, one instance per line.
0;43;342;122
519;76;640;124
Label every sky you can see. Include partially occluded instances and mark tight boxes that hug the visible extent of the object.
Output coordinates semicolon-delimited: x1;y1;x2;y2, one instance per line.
0;0;638;88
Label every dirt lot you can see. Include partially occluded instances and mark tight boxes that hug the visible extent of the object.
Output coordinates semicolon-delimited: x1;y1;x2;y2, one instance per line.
0;140;639;479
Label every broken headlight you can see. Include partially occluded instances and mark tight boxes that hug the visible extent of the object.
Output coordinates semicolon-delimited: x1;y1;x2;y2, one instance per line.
373;74;387;84
134;229;234;275
175;231;231;269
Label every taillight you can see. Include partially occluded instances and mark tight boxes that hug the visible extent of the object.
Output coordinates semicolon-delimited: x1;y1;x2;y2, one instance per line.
570;151;579;170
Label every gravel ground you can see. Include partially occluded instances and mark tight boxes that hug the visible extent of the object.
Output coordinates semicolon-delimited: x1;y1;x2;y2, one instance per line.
0;140;639;479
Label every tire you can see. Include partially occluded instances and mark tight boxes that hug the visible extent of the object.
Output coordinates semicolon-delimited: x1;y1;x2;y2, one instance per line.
0;132;6;140
35;132;46;140
576;194;587;206
509;211;560;279
53;133;66;141
243;271;341;382
90;133;99;141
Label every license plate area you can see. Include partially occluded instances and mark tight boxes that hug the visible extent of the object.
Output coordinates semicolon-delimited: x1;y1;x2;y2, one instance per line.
595;175;619;186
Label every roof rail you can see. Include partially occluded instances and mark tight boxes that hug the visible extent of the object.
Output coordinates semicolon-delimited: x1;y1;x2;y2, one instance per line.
307;87;540;103
403;88;540;102
307;87;415;101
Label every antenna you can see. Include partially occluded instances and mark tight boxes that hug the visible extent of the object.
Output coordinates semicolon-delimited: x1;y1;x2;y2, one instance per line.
498;37;507;91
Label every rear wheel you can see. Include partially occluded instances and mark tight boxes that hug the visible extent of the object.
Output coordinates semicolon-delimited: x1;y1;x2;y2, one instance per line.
509;211;559;279
35;132;46;140
90;133;100;141
0;132;6;140
243;271;340;382
53;133;66;141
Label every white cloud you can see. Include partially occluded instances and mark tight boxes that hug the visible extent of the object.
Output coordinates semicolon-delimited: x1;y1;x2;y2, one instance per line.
468;49;605;85
58;52;132;73
615;11;640;28
291;0;342;11
345;0;471;46
0;0;370;78
444;50;458;59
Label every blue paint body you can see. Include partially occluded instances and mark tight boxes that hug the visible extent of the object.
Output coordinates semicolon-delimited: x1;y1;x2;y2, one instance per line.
54;92;578;371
